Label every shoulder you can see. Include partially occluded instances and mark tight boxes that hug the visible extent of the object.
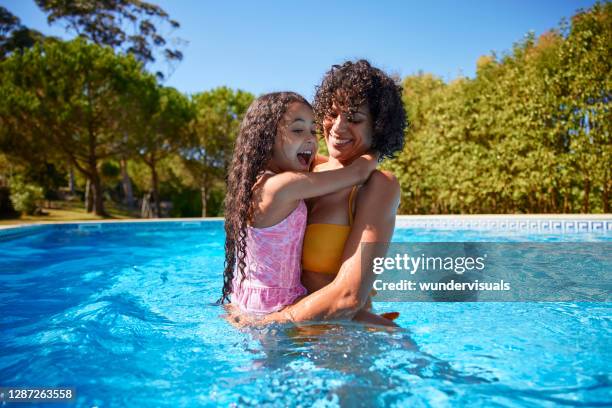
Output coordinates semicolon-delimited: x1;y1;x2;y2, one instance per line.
355;170;400;213
313;161;333;172
363;170;400;199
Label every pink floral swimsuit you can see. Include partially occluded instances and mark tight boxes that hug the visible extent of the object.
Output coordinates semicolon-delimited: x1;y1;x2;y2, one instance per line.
230;200;308;314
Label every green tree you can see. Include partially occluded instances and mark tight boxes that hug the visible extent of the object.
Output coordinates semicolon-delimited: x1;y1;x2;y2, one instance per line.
558;2;612;212
0;6;48;59
127;85;193;217
0;38;155;215
389;2;610;214
34;0;183;78
181;87;253;217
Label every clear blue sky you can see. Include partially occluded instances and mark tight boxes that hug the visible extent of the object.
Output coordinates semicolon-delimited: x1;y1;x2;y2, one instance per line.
2;0;599;100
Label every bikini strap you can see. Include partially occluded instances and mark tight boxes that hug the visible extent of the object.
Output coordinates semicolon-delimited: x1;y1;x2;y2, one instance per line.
348;185;359;226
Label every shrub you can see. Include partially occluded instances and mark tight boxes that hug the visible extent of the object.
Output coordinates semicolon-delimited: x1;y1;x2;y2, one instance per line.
8;176;44;215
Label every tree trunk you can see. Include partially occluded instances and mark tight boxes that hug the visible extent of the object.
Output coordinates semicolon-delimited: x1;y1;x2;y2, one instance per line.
603;179;610;214
550;186;558;213
90;166;106;216
149;159;161;218
68;166;75;194
583;177;590;213
200;182;208;218
85;179;93;213
141;191;152;218
120;158;135;209
603;169;611;214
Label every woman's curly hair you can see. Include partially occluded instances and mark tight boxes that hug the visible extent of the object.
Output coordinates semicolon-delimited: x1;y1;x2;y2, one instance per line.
220;91;311;304
313;59;407;160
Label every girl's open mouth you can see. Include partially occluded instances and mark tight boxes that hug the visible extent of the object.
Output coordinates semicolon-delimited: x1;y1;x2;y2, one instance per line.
297;150;313;166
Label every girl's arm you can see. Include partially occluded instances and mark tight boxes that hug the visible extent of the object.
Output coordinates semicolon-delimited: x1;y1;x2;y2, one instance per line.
264;170;401;323
266;152;379;203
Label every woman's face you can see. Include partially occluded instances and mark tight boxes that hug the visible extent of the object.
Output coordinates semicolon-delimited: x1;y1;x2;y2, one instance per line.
323;102;373;162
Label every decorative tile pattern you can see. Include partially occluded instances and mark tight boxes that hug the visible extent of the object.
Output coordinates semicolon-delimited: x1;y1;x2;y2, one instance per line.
395;217;612;233
0;218;610;243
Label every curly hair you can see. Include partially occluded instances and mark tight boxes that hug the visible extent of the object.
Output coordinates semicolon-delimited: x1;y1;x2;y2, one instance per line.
220;91;311;304
313;59;407;160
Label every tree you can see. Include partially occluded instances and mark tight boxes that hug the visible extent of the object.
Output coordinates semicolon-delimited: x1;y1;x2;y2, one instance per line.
0;6;48;59
386;2;610;214
558;2;612;212
34;0;183;79
127;85;193;217
0;38;155;215
181;87;253;217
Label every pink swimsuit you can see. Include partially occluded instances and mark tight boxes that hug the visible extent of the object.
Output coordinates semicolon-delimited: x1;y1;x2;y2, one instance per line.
230;200;308;314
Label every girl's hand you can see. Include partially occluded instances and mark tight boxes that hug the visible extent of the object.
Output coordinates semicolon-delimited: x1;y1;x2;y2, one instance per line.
349;151;381;183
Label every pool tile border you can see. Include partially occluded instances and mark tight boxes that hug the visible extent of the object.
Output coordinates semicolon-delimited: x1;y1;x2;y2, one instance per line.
394;217;612;232
0;215;610;242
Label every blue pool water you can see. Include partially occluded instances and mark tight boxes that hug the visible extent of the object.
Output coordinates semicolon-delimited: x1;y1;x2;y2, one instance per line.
0;221;611;407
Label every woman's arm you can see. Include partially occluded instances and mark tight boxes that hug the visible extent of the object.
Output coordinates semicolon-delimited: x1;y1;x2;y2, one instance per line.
265;170;401;323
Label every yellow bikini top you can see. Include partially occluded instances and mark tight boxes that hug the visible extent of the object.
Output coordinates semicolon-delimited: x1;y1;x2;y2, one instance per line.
301;186;358;275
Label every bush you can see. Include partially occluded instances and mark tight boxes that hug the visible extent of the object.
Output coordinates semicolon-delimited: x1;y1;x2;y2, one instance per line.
8;177;44;215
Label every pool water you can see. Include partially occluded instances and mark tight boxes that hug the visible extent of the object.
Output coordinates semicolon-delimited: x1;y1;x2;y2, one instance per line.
0;222;610;407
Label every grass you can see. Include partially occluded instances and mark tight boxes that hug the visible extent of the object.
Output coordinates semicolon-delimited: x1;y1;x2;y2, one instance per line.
0;200;138;226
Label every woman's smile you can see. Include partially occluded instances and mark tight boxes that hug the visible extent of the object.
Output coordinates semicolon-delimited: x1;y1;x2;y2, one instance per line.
323;103;373;163
329;134;353;148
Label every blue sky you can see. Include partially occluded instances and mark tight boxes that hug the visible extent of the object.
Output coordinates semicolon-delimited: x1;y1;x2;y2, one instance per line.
2;0;598;100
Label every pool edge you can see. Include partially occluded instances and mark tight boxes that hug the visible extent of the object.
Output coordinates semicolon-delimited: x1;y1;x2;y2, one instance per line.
0;214;610;243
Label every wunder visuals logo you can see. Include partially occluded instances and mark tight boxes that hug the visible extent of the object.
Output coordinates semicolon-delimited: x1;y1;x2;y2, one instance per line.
363;243;612;302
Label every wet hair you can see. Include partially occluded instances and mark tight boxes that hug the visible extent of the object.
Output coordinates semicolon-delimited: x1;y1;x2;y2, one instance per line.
220;91;311;304
313;59;407;160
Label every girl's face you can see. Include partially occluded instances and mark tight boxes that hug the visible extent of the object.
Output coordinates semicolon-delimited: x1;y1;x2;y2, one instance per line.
269;102;317;172
323;102;373;163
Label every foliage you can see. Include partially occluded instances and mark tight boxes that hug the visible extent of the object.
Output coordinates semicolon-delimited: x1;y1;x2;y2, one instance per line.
0;2;609;217
126;85;194;217
0;6;48;59
34;0;183;78
8;175;44;215
385;2;611;214
179;87;254;216
0;38;156;215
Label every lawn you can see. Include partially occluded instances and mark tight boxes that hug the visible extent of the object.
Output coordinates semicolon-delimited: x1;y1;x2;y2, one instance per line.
0;200;138;226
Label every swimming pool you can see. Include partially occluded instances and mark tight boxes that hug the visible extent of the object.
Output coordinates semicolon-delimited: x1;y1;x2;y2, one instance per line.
1;218;610;407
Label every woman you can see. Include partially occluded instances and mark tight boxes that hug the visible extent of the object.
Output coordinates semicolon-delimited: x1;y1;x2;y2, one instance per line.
265;59;407;325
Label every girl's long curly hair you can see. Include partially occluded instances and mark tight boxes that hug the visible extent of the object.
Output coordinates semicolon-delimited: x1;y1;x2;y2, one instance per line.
313;59;407;160
220;91;311;304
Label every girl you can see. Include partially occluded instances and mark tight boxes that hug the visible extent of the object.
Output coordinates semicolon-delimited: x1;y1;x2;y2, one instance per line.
220;91;379;316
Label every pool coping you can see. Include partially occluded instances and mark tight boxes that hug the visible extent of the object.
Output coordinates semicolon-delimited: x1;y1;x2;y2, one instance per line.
0;214;610;230
395;214;612;233
1;213;610;229
0;214;610;243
